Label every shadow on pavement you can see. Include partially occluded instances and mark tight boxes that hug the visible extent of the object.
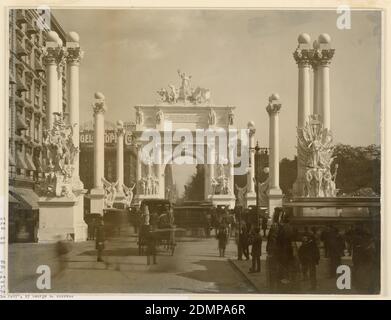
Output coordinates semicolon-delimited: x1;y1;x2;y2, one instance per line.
177;259;256;293
78;247;139;257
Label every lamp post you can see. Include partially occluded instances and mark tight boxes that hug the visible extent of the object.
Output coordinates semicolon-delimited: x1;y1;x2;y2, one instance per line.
254;141;261;212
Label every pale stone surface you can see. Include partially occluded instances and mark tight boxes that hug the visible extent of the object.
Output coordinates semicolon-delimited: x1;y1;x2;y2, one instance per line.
37;193;87;243
90;188;105;215
266;95;283;212
133;99;236;207
210;194;236;209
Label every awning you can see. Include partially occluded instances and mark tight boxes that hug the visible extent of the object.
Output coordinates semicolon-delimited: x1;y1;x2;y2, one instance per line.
9;193;20;204
9;186;39;210
16;151;27;169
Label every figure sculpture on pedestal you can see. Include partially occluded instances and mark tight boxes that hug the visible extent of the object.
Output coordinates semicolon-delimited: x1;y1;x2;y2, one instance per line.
156;109;164;124
235;184;247;208
208;109;216;126
40;112;78;198
298;115;337;197
123;183;136;208
102;177;118;208
136;109;144;125
254;177;270;206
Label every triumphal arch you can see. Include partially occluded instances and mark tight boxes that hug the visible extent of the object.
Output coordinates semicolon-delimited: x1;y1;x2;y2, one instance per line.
132;70;249;208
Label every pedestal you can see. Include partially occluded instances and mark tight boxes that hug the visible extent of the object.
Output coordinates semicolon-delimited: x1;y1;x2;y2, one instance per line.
90;188;105;215
245;192;256;207
37;191;87;243
114;191;126;207
210;194;236;209
268;188;283;217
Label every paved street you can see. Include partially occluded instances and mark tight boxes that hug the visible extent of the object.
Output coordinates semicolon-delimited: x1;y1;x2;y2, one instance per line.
9;229;255;294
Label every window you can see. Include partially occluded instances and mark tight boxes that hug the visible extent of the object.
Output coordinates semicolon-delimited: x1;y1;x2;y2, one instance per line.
34;116;39;142
25;118;31;137
16;65;23;78
25;82;32;101
34;82;40;105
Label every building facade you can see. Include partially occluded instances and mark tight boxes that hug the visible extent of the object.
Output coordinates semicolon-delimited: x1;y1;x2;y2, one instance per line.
8;9;68;242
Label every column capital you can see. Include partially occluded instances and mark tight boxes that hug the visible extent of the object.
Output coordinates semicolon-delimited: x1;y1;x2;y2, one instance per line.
293;48;312;67
66;46;84;65
93;100;106;115
92;92;107;115
312;48;335;66
266;94;282;115
247;121;256;137
42;45;66;66
116;120;125;136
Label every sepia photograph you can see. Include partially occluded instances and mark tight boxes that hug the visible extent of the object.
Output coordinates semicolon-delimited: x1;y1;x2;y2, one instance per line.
3;3;384;297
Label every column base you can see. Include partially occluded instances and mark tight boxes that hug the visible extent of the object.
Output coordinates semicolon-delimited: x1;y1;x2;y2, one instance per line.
245;192;256;208
72;175;84;192
37;193;87;243
268;188;283;217
210;194;236;209
90;188;105;215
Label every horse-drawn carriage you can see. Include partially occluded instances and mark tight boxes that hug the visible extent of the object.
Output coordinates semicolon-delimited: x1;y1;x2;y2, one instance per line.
137;199;185;256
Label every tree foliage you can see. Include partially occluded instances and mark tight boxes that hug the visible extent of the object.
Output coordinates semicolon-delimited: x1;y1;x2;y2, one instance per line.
333;144;380;195
183;165;205;201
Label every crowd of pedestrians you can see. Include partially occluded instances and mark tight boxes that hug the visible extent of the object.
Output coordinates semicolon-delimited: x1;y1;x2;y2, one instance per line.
210;205;379;293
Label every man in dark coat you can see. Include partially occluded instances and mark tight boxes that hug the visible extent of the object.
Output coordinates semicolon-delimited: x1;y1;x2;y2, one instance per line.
298;235;320;290
249;227;262;273
216;226;228;257
95;218;105;262
266;207;283;290
261;216;268;237
146;229;157;265
238;225;249;260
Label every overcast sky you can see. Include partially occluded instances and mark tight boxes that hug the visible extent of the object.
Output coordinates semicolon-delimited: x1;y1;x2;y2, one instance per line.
53;9;381;193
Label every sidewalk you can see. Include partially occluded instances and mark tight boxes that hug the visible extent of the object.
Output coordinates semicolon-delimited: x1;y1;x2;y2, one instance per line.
229;255;359;295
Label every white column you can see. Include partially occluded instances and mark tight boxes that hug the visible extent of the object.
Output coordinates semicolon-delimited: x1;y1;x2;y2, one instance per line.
293;41;311;197
116;120;125;197
266;94;283;214
319;63;331;130
57;64;63;114
228;144;235;196
155;163;163;198
90;93;106;215
93;93;106;188
313;65;320;116
208;147;215;198
316;34;334;130
297;61;311;128
43;40;61;128
247;122;256;193
312;40;320;116
267;99;281;190
245;121;256;207
66;38;83;188
204;164;209;200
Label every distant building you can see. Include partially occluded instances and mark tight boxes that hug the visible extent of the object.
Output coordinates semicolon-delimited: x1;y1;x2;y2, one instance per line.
79;121;138;191
8;9;68;242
